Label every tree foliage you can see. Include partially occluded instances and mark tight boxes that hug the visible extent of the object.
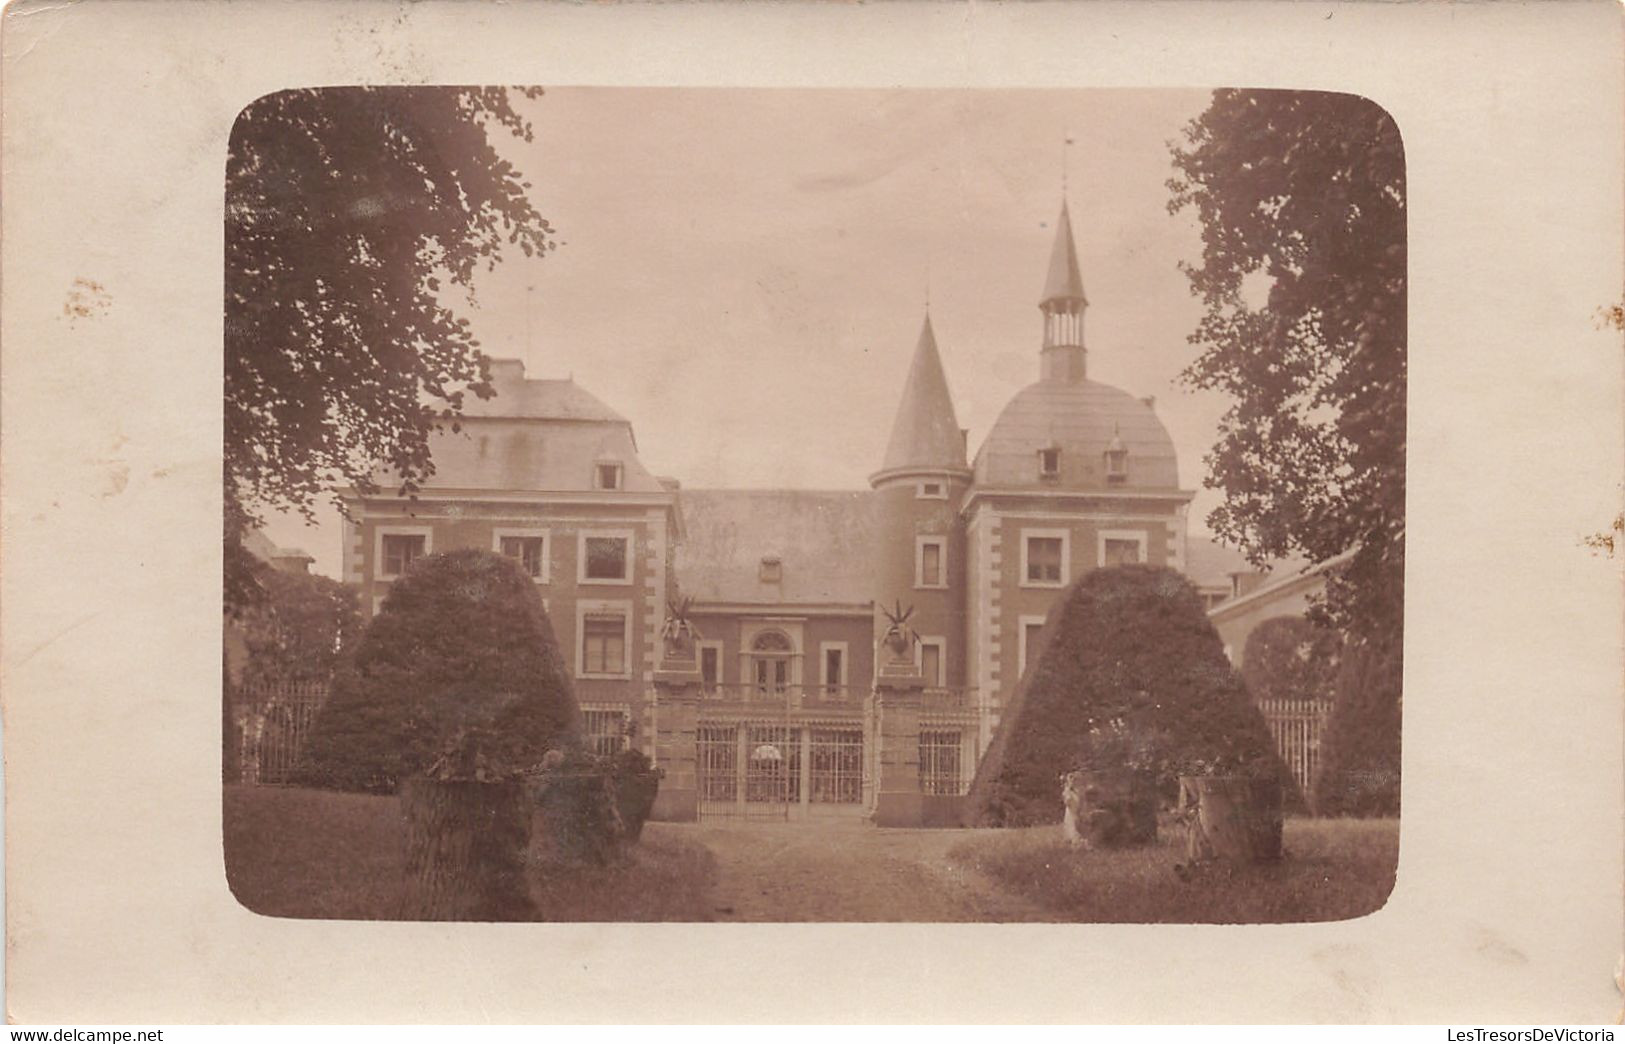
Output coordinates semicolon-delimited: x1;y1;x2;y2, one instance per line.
1168;90;1406;649
1240;615;1343;705
969;566;1291;826
224;87;554;607
1312;630;1402;816
231;565;363;688
297;550;579;793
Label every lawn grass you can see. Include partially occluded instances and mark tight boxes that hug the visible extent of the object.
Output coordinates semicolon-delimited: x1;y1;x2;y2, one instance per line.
223;784;718;921
948;817;1398;923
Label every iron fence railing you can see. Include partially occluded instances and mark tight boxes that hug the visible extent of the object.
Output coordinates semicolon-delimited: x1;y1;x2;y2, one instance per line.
230;679;328;785
1256;697;1334;795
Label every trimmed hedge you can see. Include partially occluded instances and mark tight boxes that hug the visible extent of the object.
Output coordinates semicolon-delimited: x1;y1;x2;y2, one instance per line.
297;549;579;793
1311;631;1401;816
1240;615;1343;705
969;565;1290;826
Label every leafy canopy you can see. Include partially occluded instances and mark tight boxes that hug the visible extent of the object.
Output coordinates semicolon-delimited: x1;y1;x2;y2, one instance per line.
1168;90;1405;647
224;87;554;605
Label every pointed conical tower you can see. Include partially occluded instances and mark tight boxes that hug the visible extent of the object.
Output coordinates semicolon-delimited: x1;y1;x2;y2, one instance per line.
1040;202;1089;383
869;314;971;690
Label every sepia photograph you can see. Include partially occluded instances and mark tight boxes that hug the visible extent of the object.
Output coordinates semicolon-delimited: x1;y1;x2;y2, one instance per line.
223;85;1404;924
4;0;1619;1025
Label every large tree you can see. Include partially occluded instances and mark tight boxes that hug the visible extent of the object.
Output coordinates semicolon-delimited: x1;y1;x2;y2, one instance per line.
1168;90;1405;651
225;87;554;607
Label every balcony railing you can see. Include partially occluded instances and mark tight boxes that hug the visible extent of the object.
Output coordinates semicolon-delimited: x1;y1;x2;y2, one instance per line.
700;683;866;706
694;682;979;710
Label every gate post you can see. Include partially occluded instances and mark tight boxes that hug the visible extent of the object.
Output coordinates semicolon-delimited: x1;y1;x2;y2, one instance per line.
872;656;926;827
650;662;702;822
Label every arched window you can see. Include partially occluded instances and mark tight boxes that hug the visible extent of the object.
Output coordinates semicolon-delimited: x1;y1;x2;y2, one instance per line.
751;629;794;696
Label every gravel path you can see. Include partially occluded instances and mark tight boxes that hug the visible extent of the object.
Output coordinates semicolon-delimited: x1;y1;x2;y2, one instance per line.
681;821;1050;922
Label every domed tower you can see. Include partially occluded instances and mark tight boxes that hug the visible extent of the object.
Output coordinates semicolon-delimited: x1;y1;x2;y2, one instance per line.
962;201;1194;752
869;314;972;690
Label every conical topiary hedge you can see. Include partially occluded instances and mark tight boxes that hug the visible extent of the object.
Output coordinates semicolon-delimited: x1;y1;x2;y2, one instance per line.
296;548;580;793
968;564;1291;826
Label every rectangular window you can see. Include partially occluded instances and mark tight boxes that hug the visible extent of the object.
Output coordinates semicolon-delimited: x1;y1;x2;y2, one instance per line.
1038;447;1061;478
1021;619;1047;676
917;539;944;587
920;641;943;686
917;481;945;499
581;709;629;757
595;462;623;490
581;613;627;675
381;533;425;577
499;535;547;578
583;536;629;581
1026;536;1063;583
700;644;721;691
1103;537;1142;566
824;647;844;693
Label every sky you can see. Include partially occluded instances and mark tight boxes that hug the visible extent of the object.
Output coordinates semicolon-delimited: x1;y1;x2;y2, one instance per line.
263;87;1233;578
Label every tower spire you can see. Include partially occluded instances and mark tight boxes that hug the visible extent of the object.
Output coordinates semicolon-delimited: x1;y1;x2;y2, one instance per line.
1039;194;1088;383
875;314;966;478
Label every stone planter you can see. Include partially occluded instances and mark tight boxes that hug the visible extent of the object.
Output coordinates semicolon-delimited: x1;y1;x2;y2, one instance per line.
1061;768;1158;848
1178;774;1283;864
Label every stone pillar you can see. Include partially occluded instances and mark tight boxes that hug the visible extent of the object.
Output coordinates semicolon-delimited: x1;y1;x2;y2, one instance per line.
649;660;702;822
872;651;926;827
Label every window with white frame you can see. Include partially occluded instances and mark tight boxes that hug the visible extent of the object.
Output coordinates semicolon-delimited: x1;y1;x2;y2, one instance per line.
594;461;624;491
578;605;631;677
750;629;794;695
916;537;946;588
581;708;630;756
820;641;847;695
376;526;431;579
1018;615;1048;677
698;640;723;692
917;637;945;686
1099;530;1148;568
493;527;549;582
1021;529;1069;587
579;532;632;583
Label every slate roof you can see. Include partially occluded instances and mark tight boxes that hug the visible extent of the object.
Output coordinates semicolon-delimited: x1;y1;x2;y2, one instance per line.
879;316;966;473
972;379;1180;490
1185;537;1256;591
675;489;879;607
372;358;667;494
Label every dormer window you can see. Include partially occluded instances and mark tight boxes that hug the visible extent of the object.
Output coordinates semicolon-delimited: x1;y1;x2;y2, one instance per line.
594;461;623;491
1038;446;1061;480
1104;426;1128;484
759;555;782;583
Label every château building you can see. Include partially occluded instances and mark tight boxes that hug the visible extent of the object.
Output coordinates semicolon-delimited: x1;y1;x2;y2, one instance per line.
340;201;1268;823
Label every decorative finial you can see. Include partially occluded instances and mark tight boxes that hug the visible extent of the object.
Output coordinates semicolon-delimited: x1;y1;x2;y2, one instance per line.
1062;133;1076;200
